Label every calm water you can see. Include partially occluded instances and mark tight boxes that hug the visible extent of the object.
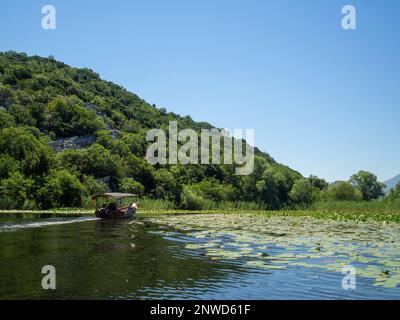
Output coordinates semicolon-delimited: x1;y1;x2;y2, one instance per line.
0;214;399;300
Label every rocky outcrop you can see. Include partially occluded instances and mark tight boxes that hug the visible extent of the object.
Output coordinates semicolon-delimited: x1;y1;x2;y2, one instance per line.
48;135;96;152
48;129;120;152
83;102;102;115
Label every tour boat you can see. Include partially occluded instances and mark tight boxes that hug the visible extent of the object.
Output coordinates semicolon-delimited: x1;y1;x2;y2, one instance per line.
92;193;138;219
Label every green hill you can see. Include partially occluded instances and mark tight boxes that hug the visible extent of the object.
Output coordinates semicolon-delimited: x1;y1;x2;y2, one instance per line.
0;51;303;210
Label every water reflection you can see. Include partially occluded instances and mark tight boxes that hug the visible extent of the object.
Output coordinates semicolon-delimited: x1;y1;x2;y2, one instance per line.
0;217;245;299
0;215;399;299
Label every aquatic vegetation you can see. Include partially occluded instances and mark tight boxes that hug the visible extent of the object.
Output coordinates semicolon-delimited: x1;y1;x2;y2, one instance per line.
146;214;400;289
2;206;400;223
139;209;400;223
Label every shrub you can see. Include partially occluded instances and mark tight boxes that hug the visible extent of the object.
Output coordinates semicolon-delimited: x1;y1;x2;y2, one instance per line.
37;170;85;208
119;178;145;196
180;185;206;210
2;74;17;85
0;172;34;209
0;85;15;106
43;97;104;137
289;178;314;204
12;65;32;80
190;178;236;201
82;175;108;196
0;154;20;179
153;169;180;201
0;109;14;129
0;127;53;176
322;182;362;201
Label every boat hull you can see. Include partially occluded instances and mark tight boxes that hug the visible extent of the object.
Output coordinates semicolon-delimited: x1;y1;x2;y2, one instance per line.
95;207;137;220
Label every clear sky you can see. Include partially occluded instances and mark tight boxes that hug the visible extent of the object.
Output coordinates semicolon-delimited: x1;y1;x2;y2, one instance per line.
1;0;399;182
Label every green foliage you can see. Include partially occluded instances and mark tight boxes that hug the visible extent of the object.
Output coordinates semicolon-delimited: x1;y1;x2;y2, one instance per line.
0;85;15;106
0;155;20;179
11;65;33;80
82;175;108;196
153;169;180;200
9;104;36;126
124;154;155;192
180;185;207;210
0;127;53;176
308;175;329;190
2;74;17;85
322;181;362;202
121;132;145;156
0;51;391;212
43;96;104;137
37;170;85;209
0;172;34;209
0;108;14;129
349;170;385;201
119;178;145;196
95;130;130;156
256;165;298;209
58;144;123;181
190;178;235;201
289;178;315;204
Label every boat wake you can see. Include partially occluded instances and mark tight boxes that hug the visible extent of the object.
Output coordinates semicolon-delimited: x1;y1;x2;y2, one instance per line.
0;217;99;233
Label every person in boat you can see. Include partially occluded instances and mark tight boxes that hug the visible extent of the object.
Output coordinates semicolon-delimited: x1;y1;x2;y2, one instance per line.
98;204;108;218
93;193;138;219
107;202;117;212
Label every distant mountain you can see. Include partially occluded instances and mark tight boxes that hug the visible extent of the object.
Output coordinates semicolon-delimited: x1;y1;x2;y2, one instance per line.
384;175;400;193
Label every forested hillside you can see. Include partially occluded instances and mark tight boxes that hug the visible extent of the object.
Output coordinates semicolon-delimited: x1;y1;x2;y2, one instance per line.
0;51;335;210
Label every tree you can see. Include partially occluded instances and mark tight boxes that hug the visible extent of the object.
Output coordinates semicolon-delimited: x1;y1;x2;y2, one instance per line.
0;85;15;106
37;170;85;208
309;175;329;190
0;52;307;210
324;181;362;201
124;154;155;192
82;175;108;196
0;155;20;179
190;178;235;202
12;65;32;80
121;132;145;156
153;169;180;201
180;185;206;210
119;178;144;196
289;178;314;204
3;74;17;85
0;172;34;209
65;143;123;180
43;97;104;137
349;171;385;201
256;166;297;209
0;127;53;176
0;109;14;129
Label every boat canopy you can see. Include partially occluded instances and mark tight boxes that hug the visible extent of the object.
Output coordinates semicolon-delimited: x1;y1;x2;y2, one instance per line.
92;193;137;201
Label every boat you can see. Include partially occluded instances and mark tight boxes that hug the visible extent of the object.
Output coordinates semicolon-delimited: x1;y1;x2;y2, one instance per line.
92;192;138;219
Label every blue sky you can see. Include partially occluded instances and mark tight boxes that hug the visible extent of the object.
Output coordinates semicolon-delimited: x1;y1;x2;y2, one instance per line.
1;0;399;182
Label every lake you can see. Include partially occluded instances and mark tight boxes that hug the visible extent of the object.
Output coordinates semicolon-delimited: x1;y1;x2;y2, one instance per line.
0;214;399;299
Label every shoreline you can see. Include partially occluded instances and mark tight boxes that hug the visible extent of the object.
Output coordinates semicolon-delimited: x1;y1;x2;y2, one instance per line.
0;208;399;223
